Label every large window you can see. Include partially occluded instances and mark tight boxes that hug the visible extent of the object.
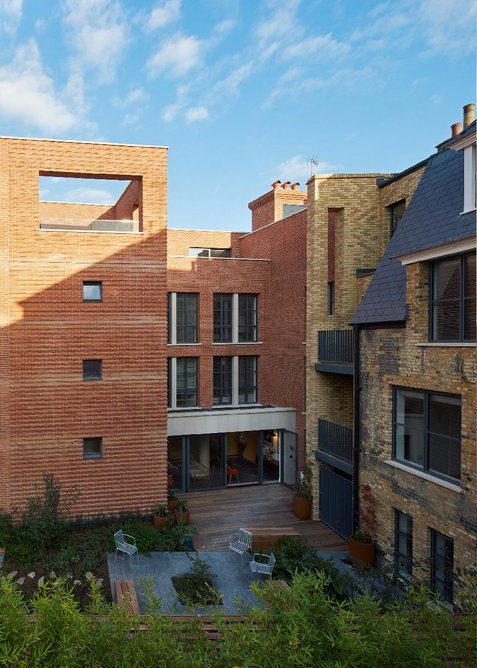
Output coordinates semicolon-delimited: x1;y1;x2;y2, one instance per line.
168;357;198;408
393;388;461;482
239;356;258;404
213;356;232;405
395;510;413;580
213;294;233;342
429;252;476;342
168;293;198;344
430;529;454;605
214;293;258;343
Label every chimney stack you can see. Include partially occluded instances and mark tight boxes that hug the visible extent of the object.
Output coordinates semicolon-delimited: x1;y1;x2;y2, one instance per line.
463;103;475;129
291;182;300;190
451;122;462;137
281;181;291;190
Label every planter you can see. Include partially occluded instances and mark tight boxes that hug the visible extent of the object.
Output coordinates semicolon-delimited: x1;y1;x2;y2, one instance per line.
174;510;190;526
152;514;169;529
168;498;178;512
293;494;312;520
348;537;375;566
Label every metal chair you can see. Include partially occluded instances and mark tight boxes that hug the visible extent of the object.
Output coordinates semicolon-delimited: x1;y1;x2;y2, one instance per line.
228;528;253;567
114;530;138;566
249;552;276;581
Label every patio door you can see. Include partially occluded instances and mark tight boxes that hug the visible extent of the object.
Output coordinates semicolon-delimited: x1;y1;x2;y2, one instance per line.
282;429;297;486
188;433;226;490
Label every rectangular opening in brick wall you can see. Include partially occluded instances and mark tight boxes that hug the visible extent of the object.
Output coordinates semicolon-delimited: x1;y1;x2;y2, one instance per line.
39;175;142;233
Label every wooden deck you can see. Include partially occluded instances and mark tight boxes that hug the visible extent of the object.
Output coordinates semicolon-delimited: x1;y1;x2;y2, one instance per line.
183;484;347;552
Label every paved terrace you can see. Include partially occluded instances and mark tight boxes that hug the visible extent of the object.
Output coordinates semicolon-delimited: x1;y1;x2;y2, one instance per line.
182;483;347;552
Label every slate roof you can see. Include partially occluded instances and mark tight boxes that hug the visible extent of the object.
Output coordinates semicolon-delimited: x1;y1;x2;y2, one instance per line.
352;147;476;325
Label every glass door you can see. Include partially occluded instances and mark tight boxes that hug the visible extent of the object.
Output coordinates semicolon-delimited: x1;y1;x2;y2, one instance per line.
188;433;226;490
282;429;298;486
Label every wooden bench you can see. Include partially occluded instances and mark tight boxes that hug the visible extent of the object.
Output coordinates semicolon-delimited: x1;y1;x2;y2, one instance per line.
246;527;301;551
114;579;139;615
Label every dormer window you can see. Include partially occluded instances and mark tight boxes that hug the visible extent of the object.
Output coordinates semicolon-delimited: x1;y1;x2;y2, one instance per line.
463;144;476;213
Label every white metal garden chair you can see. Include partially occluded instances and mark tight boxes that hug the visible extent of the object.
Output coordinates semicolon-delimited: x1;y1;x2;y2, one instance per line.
113;530;138;566
249;552;276;581
228;528;253;567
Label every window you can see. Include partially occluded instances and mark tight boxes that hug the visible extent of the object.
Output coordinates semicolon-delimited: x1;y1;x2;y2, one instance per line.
214;293;259;343
168;293;198;344
83;437;102;459
239;356;258;404
238;294;258;342
430;529;454;604
83;359;102;380
429;252;476;342
83;281;102;301
327;281;335;316
189;247;230;258
213;294;233;342
393;388;461;482
463;144;476;213
168;357;197;408
395;510;413;579
389;199;406;237
213;356;232;405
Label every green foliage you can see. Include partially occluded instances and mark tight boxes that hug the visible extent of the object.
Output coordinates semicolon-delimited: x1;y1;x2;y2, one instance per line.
274;537;350;599
295;464;312;499
152;503;169;517
0;572;473;667
21;473;80;551
172;555;222;607
175;496;189;512
155;522;197;552
351;528;373;544
120;520;160;554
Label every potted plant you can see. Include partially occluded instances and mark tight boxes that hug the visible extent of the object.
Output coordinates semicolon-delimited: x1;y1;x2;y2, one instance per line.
348;483;377;566
167;488;178;512
152;503;170;529
174;496;190;526
167;462;175;487
293;465;313;520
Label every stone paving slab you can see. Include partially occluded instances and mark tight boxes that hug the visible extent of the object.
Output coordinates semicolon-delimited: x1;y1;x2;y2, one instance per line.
107;551;262;615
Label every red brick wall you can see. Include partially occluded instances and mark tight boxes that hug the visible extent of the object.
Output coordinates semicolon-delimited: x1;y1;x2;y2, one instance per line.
248;186;307;232
0;137;168;517
167;228;244;258
237;210;307;465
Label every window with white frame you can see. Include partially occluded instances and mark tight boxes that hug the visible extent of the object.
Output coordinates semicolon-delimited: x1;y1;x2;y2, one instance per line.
214;293;258;343
463;144;476;213
168;357;198;408
168;293;198;344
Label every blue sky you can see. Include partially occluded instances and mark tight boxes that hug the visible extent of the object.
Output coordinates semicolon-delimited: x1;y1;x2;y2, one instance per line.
0;0;475;231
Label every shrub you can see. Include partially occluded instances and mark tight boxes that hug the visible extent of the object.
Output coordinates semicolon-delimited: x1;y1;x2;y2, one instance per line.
22;473;79;551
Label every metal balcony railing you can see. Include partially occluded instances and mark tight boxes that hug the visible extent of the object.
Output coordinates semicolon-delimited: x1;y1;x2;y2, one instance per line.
40;218;139;233
318;419;353;463
317;329;353;364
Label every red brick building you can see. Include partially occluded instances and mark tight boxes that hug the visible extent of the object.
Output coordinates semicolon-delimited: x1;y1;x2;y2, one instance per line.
0;137;306;515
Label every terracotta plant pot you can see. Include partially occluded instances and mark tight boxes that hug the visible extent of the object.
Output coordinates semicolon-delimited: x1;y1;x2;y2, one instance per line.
168;498;178;512
174;510;190;525
152;515;169;529
293;494;312;520
348;537;376;566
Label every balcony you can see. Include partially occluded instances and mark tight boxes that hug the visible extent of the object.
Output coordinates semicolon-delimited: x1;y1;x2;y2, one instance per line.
315;329;353;374
40;218;140;233
315;419;353;475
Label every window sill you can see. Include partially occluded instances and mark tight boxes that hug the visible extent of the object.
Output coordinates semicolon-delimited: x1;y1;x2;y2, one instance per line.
167;343;202;346
460;208;476;215
384;460;462;493
211;341;263;345
416;342;475;347
83;454;102;460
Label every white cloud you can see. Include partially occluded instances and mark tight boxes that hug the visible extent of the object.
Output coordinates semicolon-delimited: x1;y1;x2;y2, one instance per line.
185;106;208;123
147;33;202;77
255;0;302;59
273;155;339;181
418;0;477;56
283;34;351;61
213;62;253;97
61;0;129;81
0;0;22;33
0;40;78;134
162;84;188;121
145;0;181;31
63;187;116;204
124;87;149;104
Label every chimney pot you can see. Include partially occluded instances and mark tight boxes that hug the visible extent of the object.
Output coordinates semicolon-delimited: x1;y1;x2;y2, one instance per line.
291;182;300;190
281;181;291;190
272;180;281;190
463;103;475;129
451;122;462;137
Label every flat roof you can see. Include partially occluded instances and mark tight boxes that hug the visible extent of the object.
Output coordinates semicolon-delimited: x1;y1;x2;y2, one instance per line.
0;135;168;149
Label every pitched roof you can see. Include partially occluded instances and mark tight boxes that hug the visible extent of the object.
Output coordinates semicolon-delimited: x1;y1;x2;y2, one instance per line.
352;148;476;325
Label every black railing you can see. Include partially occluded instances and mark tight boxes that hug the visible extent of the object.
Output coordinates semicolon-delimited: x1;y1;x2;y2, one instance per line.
318;419;353;463
317;329;353;364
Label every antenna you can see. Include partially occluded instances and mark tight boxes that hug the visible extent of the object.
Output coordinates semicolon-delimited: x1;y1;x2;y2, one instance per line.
308;156;318;176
